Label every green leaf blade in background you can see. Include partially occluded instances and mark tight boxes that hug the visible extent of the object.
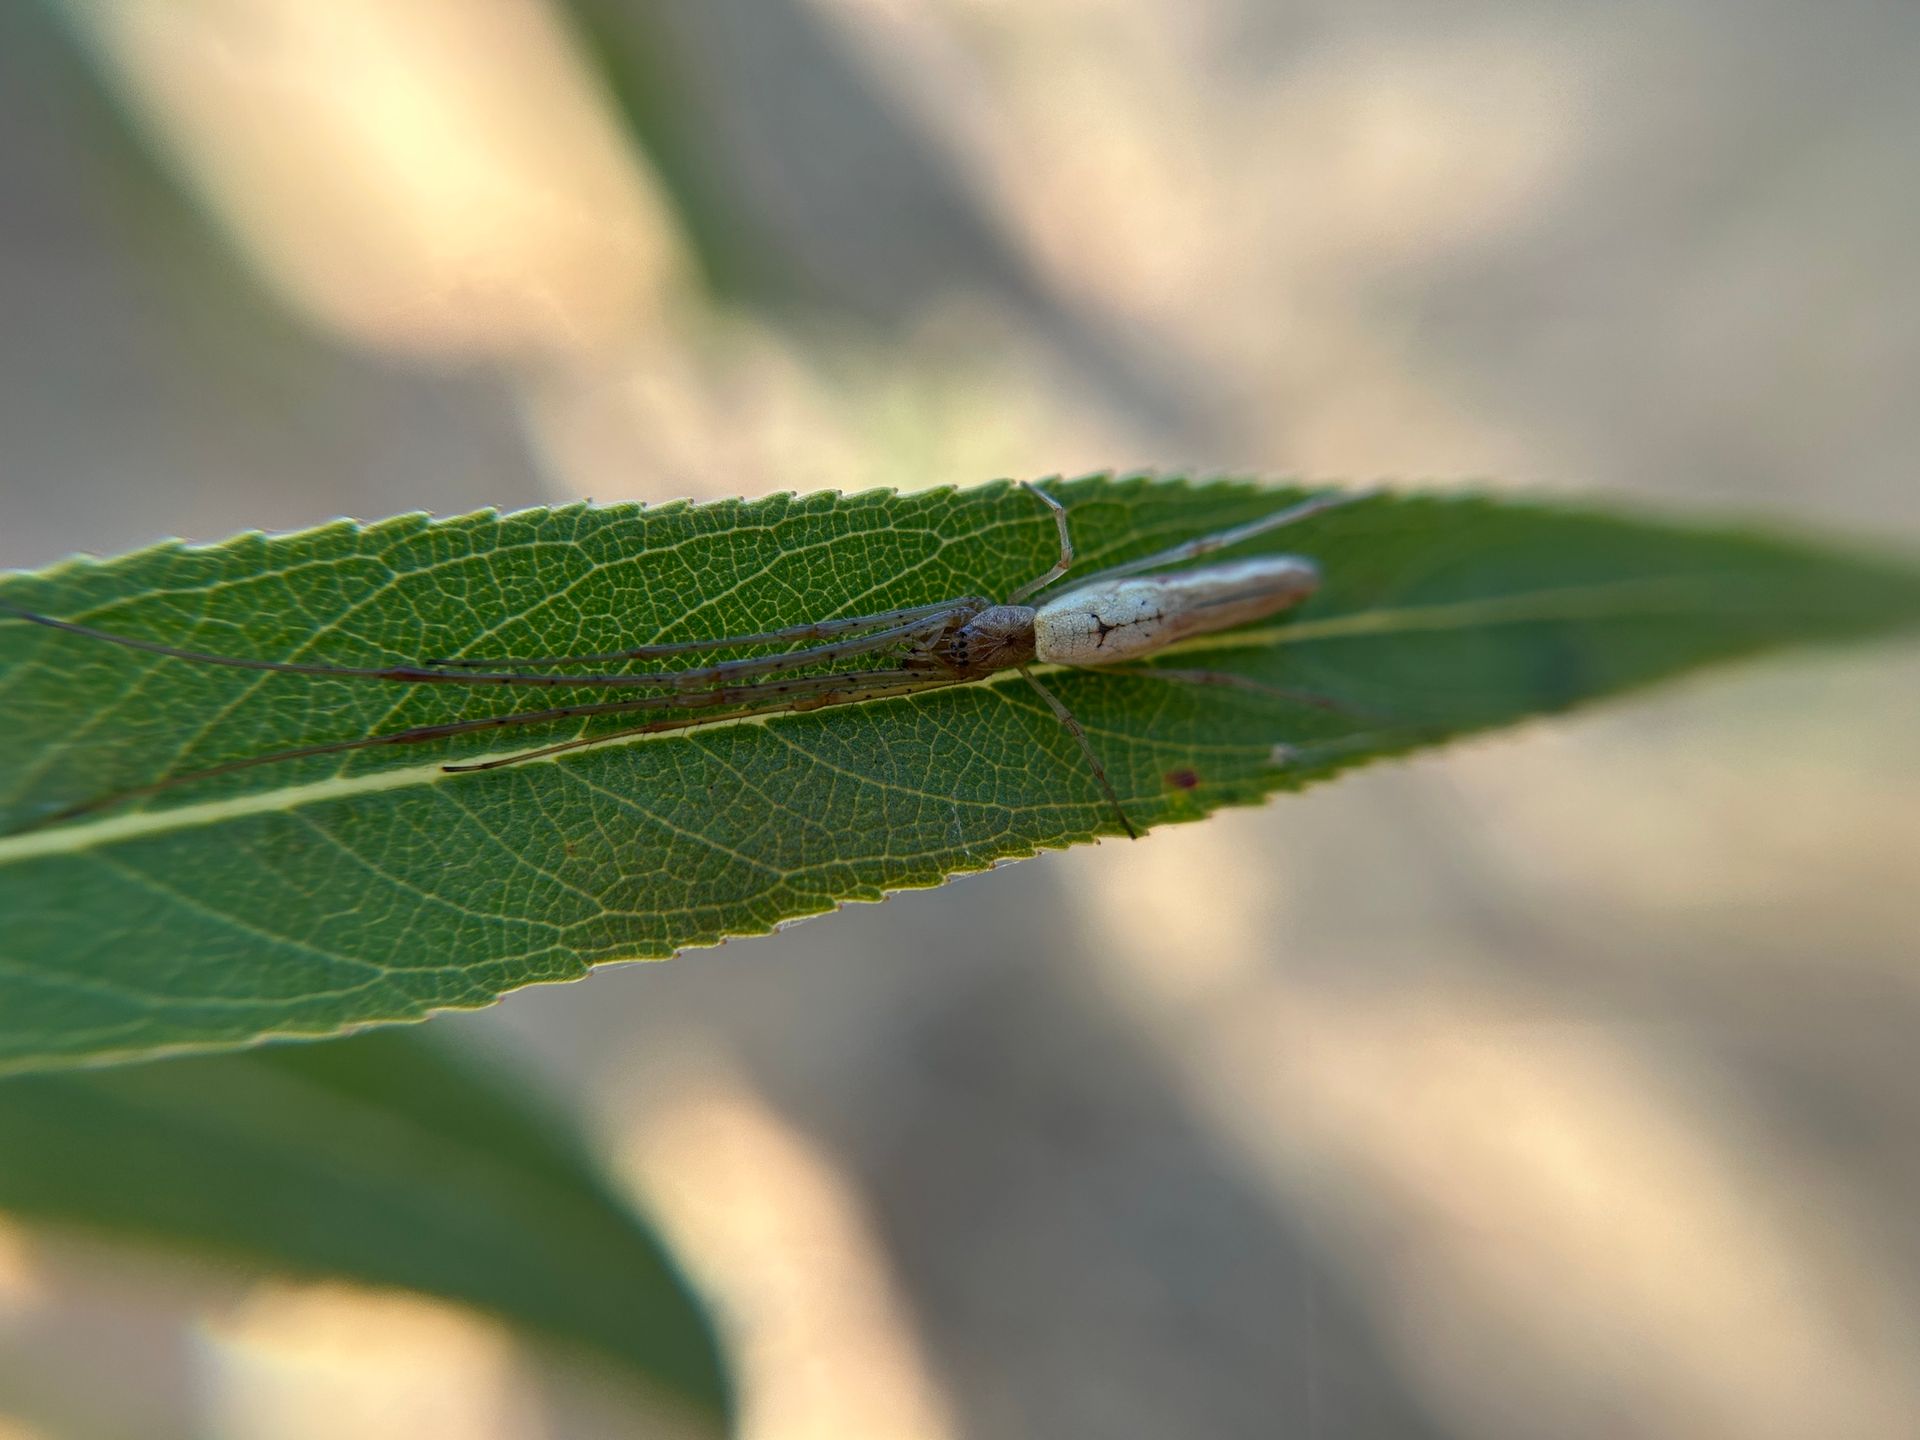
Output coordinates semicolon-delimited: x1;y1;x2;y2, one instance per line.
1;476;1916;1073
0;1028;730;1425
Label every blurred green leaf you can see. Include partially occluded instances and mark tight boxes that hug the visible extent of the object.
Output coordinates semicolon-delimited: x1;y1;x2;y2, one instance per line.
2;476;1917;1073
0;1027;729;1424
558;0;767;300
558;0;1036;313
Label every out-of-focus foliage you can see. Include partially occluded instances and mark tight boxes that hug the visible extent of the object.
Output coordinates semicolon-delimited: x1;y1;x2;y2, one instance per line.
0;1028;730;1424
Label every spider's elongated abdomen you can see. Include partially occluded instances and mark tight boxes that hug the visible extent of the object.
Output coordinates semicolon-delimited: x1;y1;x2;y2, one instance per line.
1033;555;1320;666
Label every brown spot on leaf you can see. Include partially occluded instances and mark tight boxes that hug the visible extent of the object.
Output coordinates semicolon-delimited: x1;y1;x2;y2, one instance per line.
1164;766;1201;791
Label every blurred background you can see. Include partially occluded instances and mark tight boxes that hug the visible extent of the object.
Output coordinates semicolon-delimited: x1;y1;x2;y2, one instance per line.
3;1;1919;1436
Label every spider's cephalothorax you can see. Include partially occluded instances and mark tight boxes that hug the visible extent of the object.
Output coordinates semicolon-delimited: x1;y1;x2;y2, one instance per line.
937;604;1038;680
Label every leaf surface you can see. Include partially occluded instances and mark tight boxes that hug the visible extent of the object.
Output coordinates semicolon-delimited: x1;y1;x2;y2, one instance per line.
0;1028;729;1423
2;476;1916;1070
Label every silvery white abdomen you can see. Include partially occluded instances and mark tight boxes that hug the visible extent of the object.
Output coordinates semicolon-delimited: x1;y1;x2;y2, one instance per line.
1032;555;1321;666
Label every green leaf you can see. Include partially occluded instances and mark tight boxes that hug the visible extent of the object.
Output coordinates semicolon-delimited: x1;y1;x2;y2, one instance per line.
0;1027;730;1424
2;477;1916;1072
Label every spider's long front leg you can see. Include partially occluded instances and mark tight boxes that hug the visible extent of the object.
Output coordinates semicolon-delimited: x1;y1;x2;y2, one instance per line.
428;598;982;669
591;608;969;690
1;599;979;693
397;609;964;691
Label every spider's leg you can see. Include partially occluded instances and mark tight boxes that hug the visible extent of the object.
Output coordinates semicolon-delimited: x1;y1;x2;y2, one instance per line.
1109;664;1385;720
12;691;705;832
1098;664;1433;769
1;599;971;692
1007;481;1075;605
1017;665;1137;839
1042;487;1383;593
13;663;970;831
0;601;505;685
595;610;963;691
442;669;966;772
399;609;959;690
428;598;981;668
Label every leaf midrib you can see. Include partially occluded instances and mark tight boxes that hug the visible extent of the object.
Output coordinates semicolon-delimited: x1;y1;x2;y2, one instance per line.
0;572;1812;863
